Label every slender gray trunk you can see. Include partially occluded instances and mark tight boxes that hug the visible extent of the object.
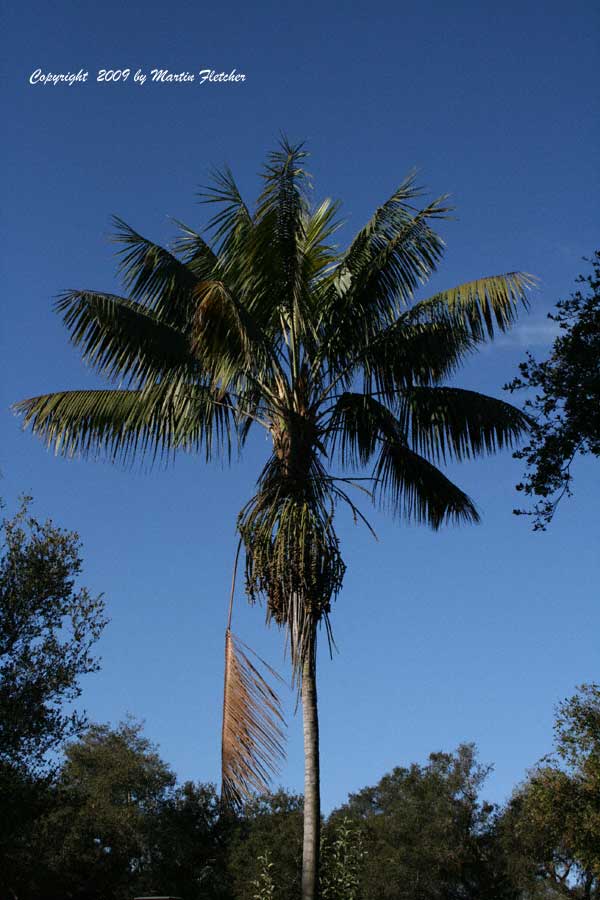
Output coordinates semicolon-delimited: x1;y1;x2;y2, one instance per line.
301;646;320;900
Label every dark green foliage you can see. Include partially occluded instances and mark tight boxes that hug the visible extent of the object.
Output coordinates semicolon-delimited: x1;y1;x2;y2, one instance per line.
506;252;600;529
145;780;234;899
227;790;304;900
320;816;366;900
30;719;177;899
0;497;106;895
500;685;600;898
331;743;517;900
7;719;233;900
0;764;56;897
0;497;106;772
4;703;598;899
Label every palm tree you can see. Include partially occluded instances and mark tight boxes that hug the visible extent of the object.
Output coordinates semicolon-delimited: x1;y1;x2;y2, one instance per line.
14;139;532;900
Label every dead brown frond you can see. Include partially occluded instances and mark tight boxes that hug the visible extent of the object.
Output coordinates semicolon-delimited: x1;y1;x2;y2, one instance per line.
221;628;286;808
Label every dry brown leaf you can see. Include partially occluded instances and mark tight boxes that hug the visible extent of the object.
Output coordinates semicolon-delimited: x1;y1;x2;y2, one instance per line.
221;628;286;808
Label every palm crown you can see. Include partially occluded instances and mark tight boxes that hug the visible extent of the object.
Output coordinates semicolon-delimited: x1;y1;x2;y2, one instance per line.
15;140;532;836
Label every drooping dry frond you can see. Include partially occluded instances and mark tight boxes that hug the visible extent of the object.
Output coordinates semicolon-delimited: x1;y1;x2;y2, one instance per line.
221;628;286;808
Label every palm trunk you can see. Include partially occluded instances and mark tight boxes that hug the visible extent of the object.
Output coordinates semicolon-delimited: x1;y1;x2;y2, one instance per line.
301;642;321;900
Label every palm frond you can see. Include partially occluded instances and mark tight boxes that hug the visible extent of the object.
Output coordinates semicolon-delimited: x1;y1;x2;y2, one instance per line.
13;385;232;464
325;393;479;526
323;273;533;399
221;629;286;808
255;138;312;340
325;392;389;468
359;318;477;399
413;272;536;340
198;166;253;249
197;167;290;346
301;199;342;282
320;190;451;372
395;386;533;463
340;171;435;274
55;290;196;388
111;217;200;325
341;195;449;311
170;219;219;279
374;439;479;528
190;279;286;393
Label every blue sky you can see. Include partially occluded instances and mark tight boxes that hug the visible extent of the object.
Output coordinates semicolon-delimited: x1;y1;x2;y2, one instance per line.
2;0;599;810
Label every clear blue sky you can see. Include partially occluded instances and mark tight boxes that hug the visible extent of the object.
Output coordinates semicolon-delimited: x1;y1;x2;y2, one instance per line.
2;0;599;811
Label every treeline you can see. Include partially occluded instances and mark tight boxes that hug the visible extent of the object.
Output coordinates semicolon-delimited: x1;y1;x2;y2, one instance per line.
1;501;598;899
3;684;599;899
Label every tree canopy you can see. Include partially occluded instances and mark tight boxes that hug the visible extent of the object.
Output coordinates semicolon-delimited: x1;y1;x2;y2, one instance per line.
332;743;515;900
2;693;598;899
506;251;600;529
0;497;106;773
501;684;600;898
0;497;106;895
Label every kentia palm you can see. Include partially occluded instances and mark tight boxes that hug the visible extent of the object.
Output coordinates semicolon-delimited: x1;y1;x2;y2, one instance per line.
15;140;533;900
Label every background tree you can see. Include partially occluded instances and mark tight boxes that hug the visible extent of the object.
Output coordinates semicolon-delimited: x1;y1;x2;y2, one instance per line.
227;790;304;900
145;779;233;899
5;717;233;900
0;497;106;896
0;497;106;772
331;743;517;900
506;251;600;529
15;139;533;898
501;684;600;898
29;719;177;900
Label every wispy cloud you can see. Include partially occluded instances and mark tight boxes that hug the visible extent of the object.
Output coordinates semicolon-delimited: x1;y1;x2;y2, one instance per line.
494;317;560;349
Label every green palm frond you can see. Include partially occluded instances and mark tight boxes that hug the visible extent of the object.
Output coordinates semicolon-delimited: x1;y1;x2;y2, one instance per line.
323;272;534;399
345;394;479;526
332;173;450;305
170;220;219;279
340;171;439;274
197;166;293;345
198;165;253;250
342;196;450;310
198;166;255;297
326;385;529;482
189;279;286;395
320;189;451;372
325;392;391;468
325;392;479;526
374;438;479;527
111;217;201;324
301;199;342;282
359;318;477;399
55;290;196;388
413;272;535;340
257;138;311;223
255;139;312;343
13;385;233;464
395;386;533;463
